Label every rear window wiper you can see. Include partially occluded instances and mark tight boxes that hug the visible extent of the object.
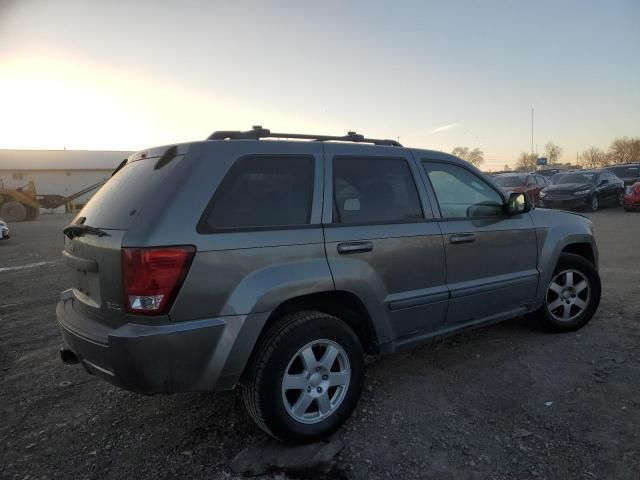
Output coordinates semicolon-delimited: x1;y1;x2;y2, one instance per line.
63;224;110;240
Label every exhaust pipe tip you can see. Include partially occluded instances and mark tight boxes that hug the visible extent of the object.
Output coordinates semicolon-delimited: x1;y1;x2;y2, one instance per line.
60;347;79;365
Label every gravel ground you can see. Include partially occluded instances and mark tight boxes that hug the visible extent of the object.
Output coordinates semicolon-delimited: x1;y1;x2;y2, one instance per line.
1;209;639;479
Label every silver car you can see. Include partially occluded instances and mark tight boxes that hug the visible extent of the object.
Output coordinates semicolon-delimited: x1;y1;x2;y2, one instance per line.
57;127;601;442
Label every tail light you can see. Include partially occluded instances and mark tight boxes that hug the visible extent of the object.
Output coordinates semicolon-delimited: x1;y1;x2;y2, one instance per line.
122;246;195;315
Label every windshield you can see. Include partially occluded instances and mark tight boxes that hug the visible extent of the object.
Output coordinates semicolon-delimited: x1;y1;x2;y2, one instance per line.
552;173;596;185
494;175;526;187
612;166;639;178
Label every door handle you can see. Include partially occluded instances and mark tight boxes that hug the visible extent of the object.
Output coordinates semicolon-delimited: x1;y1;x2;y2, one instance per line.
337;241;373;254
450;233;476;244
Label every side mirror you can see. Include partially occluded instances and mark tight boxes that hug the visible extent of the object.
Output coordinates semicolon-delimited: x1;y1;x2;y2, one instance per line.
599;179;609;186
506;192;531;215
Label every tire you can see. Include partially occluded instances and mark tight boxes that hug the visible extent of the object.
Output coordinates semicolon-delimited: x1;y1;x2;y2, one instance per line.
529;253;601;333
25;206;39;221
617;190;624;206
242;310;365;443
589;194;599;212
0;201;27;222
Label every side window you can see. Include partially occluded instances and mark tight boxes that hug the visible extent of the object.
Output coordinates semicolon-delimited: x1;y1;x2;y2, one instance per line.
423;162;504;218
527;176;536;186
333;157;423;224
199;155;314;231
536;176;546;186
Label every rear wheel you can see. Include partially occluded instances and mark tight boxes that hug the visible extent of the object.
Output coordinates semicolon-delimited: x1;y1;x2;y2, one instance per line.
0;201;27;222
25;206;39;221
242;310;365;443
529;253;601;332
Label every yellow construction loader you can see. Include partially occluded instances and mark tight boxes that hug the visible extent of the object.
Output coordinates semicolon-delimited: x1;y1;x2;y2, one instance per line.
0;180;106;222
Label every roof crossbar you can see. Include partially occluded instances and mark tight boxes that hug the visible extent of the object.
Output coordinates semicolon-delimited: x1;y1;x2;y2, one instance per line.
206;126;402;147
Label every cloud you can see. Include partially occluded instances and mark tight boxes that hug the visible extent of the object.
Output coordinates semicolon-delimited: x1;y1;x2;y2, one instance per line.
429;123;460;134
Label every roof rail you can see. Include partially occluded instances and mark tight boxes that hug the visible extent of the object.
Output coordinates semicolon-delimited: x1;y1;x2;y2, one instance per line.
206;126;402;147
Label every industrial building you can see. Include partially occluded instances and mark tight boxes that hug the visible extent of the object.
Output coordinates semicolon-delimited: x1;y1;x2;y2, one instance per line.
0;149;132;212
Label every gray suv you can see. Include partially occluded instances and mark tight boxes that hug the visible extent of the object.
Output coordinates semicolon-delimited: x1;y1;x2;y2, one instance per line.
57;127;601;442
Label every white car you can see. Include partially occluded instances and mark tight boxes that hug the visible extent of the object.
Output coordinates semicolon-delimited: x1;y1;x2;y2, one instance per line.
0;218;9;240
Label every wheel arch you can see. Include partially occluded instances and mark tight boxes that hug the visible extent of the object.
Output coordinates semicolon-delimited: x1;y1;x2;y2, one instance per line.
536;233;599;302
561;242;596;266
262;290;380;355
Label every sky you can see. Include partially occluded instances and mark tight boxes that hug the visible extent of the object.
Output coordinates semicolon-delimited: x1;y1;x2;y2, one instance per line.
0;0;638;170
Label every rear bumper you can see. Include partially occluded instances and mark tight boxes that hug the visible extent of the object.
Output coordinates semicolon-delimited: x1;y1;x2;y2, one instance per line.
56;297;266;394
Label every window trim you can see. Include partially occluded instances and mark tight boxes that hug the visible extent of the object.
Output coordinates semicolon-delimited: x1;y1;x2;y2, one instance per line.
330;155;426;226
196;154;316;234
421;159;507;221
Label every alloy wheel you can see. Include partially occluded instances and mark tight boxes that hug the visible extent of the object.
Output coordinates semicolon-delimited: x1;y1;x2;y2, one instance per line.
281;339;351;425
545;269;591;322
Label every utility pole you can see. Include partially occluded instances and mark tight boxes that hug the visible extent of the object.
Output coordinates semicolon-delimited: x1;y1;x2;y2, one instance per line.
531;108;534;156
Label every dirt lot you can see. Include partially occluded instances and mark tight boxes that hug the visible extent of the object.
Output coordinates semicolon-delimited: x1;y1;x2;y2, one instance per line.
1;210;639;479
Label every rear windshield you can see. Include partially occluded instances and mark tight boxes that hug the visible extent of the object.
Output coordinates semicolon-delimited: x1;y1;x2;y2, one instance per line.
76;158;173;230
494;175;526;187
552;173;596;185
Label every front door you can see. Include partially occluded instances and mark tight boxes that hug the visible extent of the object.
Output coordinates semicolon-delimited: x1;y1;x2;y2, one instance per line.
322;144;448;345
421;160;539;325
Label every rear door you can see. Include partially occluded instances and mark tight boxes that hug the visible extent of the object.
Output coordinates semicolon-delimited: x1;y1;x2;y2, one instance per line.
322;144;448;345
419;159;538;326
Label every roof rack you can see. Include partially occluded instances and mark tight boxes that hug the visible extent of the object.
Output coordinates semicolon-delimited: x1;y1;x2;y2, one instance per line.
206;126;402;147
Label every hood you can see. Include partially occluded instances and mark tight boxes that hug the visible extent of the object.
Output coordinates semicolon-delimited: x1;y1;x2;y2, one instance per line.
543;183;593;193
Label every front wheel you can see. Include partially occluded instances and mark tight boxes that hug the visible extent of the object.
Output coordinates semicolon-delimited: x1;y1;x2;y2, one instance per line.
242;311;365;443
589;195;599;212
528;253;601;332
617;190;624;206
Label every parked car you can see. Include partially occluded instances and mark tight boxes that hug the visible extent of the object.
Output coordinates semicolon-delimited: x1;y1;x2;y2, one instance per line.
0;218;9;240
537;168;567;178
56;127;602;442
494;173;549;206
607;163;640;186
539;169;625;212
624;181;640;211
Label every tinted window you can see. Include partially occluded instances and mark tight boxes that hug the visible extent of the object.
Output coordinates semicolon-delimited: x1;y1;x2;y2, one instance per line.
333;157;423;224
200;156;313;230
494;175;526;187
536;176;547;186
424;162;503;218
612;166;639;178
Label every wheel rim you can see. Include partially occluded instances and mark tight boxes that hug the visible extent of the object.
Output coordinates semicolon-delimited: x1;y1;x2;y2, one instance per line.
592;196;598;211
281;339;351;425
546;269;591;322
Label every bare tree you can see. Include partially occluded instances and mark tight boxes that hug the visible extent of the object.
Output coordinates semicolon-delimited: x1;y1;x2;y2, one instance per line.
579;147;607;169
451;146;485;168
609;136;640;164
515;152;537;171
544;142;563;165
503;164;511;172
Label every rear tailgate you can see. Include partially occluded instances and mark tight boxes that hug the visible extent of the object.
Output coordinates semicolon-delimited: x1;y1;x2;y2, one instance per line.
62;145;188;327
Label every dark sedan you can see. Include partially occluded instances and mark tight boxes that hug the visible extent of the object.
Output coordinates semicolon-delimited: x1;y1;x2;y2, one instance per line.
539;169;625;212
607;163;640;186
